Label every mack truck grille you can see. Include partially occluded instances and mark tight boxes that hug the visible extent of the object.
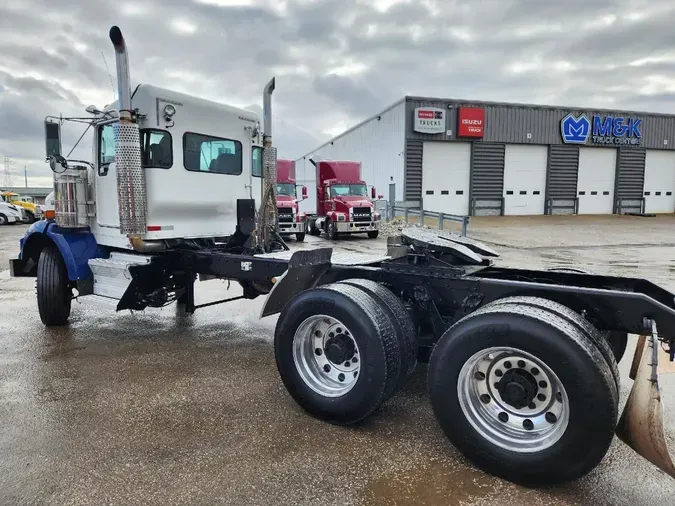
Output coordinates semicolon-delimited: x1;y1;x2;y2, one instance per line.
278;208;294;222
352;207;372;222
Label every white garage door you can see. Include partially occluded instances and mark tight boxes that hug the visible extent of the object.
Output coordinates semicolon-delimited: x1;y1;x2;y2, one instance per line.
422;141;471;216
644;150;675;214
503;144;548;215
577;147;617;214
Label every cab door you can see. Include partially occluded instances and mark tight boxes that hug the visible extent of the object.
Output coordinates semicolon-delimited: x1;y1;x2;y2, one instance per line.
95;121;121;228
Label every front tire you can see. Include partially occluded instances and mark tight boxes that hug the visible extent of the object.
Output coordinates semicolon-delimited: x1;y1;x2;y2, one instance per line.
367;230;379;239
327;220;338;241
295;232;306;242
274;283;401;425
0;214;7;226
428;302;618;486
36;247;72;326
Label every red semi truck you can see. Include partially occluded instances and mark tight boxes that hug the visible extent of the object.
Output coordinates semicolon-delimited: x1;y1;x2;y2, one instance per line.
276;159;308;242
306;158;381;240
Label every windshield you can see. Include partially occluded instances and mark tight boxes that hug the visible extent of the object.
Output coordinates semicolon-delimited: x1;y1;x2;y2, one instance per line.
276;183;296;197
330;184;368;197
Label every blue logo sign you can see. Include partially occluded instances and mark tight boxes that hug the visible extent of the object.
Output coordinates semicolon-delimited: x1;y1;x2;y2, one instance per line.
561;112;643;146
560;113;590;144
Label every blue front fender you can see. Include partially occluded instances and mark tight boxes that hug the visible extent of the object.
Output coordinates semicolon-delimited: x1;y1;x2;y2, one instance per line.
19;221;106;281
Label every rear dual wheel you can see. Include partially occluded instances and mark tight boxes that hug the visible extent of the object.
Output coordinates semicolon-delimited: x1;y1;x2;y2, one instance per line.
428;297;619;486
274;280;416;425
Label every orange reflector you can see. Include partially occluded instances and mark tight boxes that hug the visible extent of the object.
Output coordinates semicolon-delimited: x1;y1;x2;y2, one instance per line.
272;277;278;284
44;210;55;220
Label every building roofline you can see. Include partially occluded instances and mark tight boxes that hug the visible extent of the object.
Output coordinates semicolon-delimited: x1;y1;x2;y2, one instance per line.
403;95;675;119
297;97;406;159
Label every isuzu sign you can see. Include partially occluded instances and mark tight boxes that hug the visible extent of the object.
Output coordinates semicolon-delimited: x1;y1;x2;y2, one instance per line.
413;107;445;134
561;112;642;146
457;107;485;137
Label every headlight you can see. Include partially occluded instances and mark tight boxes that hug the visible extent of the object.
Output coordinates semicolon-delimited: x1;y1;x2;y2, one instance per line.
337;214;346;221
373;212;380;221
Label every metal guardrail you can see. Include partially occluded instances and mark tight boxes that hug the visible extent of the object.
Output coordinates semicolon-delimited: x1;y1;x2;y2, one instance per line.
388;205;470;236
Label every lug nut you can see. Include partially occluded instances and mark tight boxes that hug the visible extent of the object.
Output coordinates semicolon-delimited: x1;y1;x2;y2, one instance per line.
329;332;335;338
338;373;345;382
546;412;557;424
352;356;358;363
539;380;548;388
495;369;503;377
474;371;486;380
498;412;509;423
323;364;331;373
336;327;342;333
480;394;491;404
523;419;534;431
531;367;540;375
537;394;546;402
504;361;512;369
528;402;536;409
315;348;322;356
314;330;322;338
517;360;526;368
345;361;350;367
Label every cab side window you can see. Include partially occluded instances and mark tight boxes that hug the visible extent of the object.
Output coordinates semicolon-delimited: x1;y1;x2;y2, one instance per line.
141;130;172;169
183;132;242;175
252;146;263;178
99;123;116;167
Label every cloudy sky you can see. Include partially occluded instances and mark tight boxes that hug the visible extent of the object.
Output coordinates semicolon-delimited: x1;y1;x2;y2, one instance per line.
1;0;674;186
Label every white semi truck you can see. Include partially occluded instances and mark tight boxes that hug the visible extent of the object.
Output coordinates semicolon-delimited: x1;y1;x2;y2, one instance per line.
9;25;675;488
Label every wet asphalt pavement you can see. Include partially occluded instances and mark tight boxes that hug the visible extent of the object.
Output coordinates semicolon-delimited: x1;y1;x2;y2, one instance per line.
1;216;675;505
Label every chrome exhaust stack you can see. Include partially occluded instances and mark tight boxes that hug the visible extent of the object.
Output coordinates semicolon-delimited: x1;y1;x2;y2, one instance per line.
256;77;280;251
109;25;148;241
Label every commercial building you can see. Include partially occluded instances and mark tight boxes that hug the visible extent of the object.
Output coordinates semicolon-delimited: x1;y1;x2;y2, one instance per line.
295;96;675;216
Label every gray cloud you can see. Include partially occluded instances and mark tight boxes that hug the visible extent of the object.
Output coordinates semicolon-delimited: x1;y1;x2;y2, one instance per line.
1;0;675;186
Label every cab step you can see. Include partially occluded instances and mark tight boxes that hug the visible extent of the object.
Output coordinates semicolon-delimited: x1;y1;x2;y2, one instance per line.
88;252;153;299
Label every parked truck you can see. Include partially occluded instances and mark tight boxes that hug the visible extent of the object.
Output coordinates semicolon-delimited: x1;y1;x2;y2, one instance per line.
276;159;308;242
305;158;382;240
0;191;41;223
8;25;675;488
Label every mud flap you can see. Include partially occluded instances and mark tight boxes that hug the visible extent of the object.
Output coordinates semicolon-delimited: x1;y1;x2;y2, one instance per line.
616;325;675;479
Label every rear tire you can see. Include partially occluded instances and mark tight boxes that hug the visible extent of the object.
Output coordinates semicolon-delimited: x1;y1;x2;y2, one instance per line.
36;247;72;326
0;214;7;225
274;283;401;425
428;302;618;486
338;279;417;395
545;266;627;364
295;232;305;242
367;230;379;239
487;296;620;392
309;220;321;236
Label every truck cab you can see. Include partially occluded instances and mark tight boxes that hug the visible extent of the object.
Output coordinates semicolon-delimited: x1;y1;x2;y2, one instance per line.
276;159;308;241
0;191;40;223
307;159;381;240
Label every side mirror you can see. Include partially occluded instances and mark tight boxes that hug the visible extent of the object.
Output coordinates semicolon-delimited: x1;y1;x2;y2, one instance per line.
371;186;376;199
377;194;384;200
301;186;308;200
48;155;68;174
44;120;62;158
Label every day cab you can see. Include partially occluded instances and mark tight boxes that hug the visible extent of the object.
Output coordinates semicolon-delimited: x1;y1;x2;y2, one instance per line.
276;159;308;242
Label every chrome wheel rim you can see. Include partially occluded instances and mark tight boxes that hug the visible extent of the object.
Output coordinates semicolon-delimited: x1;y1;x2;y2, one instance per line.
457;346;570;453
292;315;360;397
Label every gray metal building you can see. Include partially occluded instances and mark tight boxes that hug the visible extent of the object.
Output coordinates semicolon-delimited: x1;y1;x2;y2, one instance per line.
296;96;675;216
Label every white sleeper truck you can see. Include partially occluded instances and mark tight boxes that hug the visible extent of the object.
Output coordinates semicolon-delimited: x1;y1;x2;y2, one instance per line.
9;25;675;488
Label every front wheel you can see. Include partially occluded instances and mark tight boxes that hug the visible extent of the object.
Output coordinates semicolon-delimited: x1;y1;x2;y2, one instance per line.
0;214;7;226
295;232;306;242
327;220;338;240
367;230;379;239
36;247;72;326
428;302;618;486
23;212;34;224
